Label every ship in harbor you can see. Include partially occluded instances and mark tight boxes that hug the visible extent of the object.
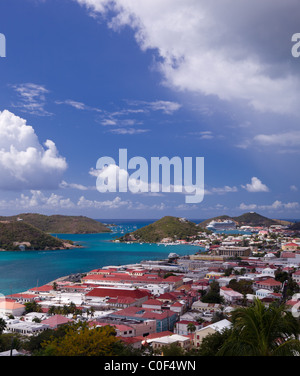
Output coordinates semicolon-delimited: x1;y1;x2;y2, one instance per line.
206;219;237;231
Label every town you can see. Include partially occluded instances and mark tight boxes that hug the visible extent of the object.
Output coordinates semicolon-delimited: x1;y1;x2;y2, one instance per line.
0;221;300;356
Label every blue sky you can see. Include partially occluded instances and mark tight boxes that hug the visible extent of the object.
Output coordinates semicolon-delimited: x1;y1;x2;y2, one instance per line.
0;0;299;220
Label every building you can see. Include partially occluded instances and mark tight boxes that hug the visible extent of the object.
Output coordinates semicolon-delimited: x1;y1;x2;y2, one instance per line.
175;320;202;335
194;319;232;348
0;300;25;317
292;270;300;284
149;334;191;352
220;287;243;303
41;314;73;329
253;278;282;292
191;301;222;314
212;246;251;258
107;306;178;332
282;242;299;252
85;288;150;307
6;319;49;336
96;317;157;337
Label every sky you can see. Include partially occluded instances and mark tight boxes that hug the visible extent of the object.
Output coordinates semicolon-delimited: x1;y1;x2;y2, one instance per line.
0;0;299;220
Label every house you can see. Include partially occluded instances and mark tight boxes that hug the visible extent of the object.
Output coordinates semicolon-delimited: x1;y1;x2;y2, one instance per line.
253;278;282;292
175;320;202;335
170;301;185;315
292;270;300;284
282;242;299;252
5;319;49;336
41;314;73;329
85;288;150;307
220;287;243;303
194;319;232;348
119;336;143;349
0;300;25;317
256;289;273;299
147;334;191;351
107;306;178;332
142;299;163;310
6;293;39;304
191;301;222;314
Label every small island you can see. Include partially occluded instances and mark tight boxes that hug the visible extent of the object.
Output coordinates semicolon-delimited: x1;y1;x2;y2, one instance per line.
117;216;211;243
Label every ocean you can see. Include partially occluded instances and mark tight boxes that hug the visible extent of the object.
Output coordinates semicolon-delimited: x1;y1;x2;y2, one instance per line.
0;220;201;296
1;217;297;297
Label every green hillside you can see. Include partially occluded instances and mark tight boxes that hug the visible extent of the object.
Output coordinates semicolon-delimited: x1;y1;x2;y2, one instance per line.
290;222;300;231
232;212;279;226
0;220;70;251
118;216;209;243
0;213;110;234
198;212;281;228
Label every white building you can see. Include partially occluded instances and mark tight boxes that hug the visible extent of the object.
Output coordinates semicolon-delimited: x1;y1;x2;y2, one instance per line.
220;287;243;303
0;301;25;317
256;289;272;299
5;319;49;336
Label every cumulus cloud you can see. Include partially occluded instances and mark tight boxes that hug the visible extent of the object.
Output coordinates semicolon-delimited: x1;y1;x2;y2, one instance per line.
254;131;300;147
241;177;269;193
0;110;67;190
75;0;300;115
239;200;299;211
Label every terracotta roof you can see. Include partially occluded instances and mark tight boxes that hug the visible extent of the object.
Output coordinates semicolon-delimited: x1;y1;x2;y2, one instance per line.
85;288;150;299
0;301;25;310
142;299;163;306
256;278;281;286
42;314;73;328
29;285;53;292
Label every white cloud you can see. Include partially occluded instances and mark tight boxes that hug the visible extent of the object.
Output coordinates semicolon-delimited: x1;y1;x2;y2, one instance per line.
241;177;269;193
75;0;300;115
77;195;132;209
0;190;75;210
55;99;102;112
254;131;300;147
60;180;94;191
127;100;181;114
239;200;299;211
290;185;298;192
0;110;67;190
107;127;149;135
210;185;238;194
10;83;52;116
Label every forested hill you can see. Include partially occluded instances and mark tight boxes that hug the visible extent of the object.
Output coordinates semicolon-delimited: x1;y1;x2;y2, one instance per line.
118;216;209;243
0;213;110;234
0;220;70;251
198;212;290;228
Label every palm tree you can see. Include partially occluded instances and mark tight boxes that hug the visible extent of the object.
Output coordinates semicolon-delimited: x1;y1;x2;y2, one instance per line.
187;322;196;334
218;298;300;356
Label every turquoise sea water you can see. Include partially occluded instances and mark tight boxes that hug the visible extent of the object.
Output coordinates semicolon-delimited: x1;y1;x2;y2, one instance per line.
0;220;200;296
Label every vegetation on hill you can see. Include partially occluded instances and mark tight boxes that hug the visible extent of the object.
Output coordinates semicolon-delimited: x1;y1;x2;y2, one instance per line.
290;221;300;231
0;213;110;234
118;216;210;243
198;212;283;228
0;221;70;251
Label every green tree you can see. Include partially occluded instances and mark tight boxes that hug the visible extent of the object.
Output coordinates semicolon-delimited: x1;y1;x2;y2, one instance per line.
187;323;196;334
0;318;6;334
41;322;123;356
218;299;300;356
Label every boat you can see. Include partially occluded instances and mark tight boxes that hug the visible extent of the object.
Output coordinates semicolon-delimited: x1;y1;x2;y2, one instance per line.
206;219;237;231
